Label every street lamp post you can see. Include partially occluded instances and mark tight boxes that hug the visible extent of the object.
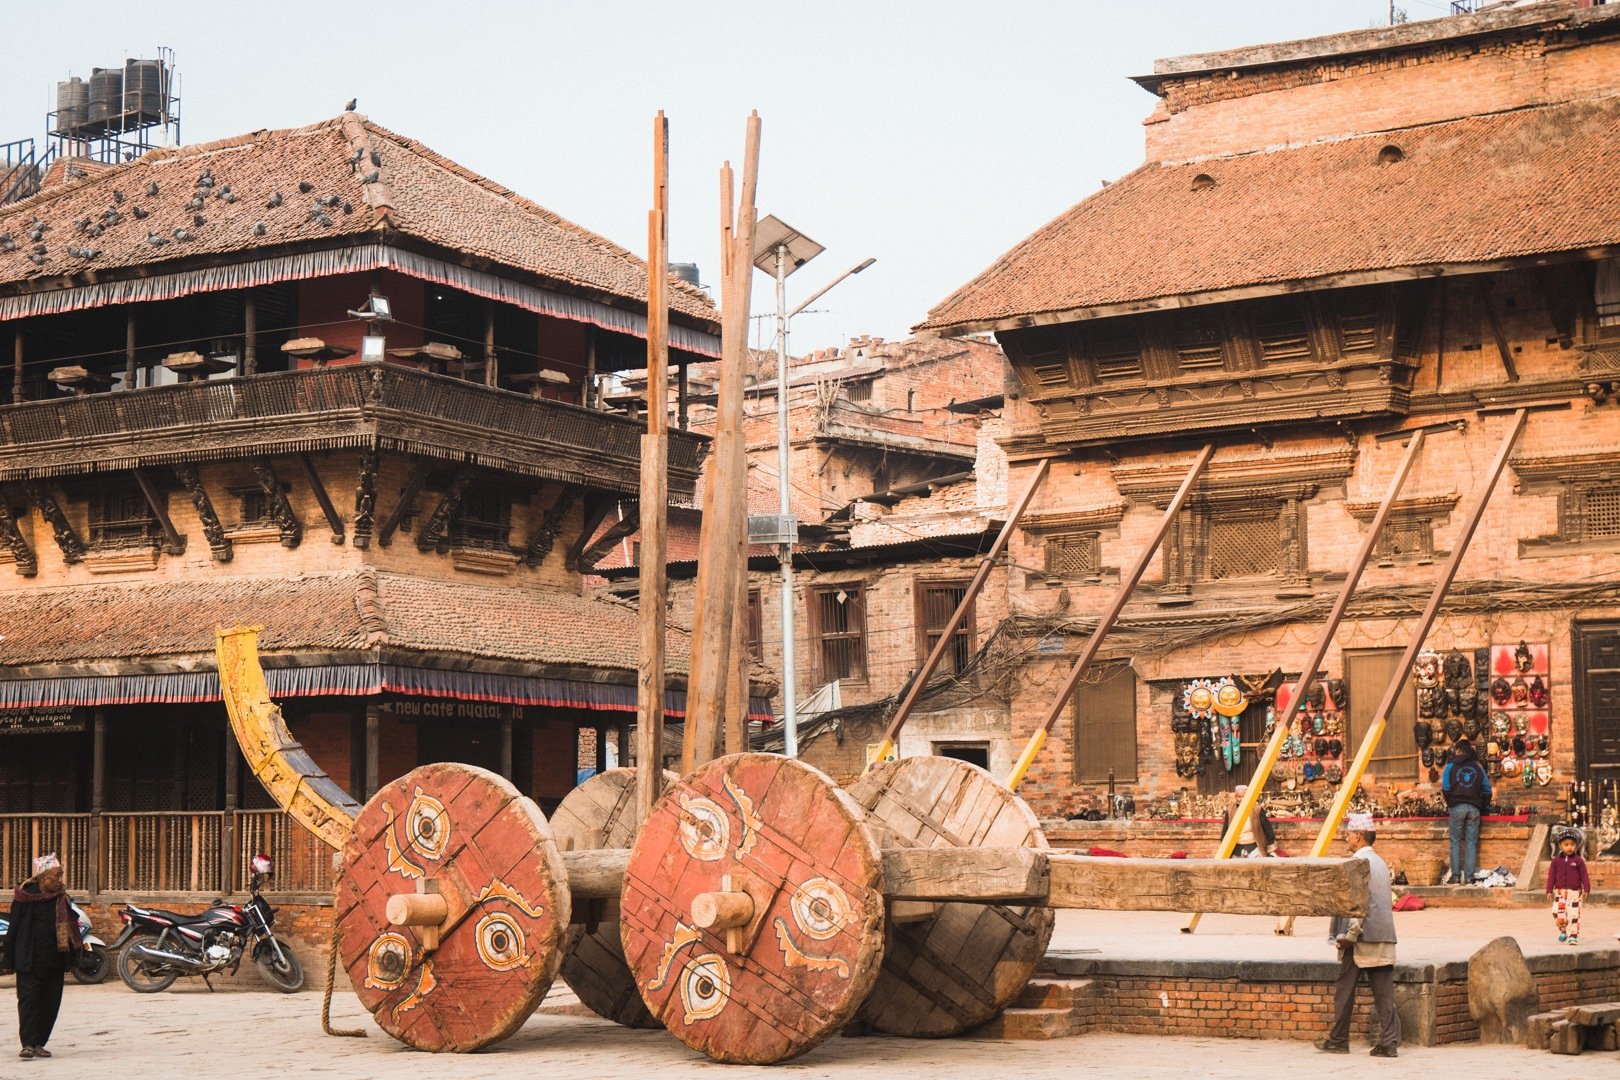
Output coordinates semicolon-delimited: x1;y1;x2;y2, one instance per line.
751;216;872;758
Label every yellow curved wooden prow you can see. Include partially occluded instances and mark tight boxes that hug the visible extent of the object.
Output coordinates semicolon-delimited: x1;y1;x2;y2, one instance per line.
216;625;361;851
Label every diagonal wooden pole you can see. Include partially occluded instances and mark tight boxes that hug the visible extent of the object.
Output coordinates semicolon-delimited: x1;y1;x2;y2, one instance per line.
1181;427;1427;934
1006;443;1215;790
1276;408;1527;935
867;458;1051;768
636;111;671;823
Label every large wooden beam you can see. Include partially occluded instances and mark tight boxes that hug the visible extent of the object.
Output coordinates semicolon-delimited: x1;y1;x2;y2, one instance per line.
564;848;631;899
578;506;641;572
132;468;186;555
882;847;1049;903
639;111;673;821
1045;854;1369;917
299;453;346;545
376;460;428;548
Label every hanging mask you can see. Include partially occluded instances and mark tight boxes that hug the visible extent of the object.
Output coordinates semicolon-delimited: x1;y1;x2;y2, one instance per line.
1443;651;1473;689
1510;678;1530;707
1413;720;1433;749
1462;715;1481;740
1515;640;1533;673
1444;718;1465;743
1421;747;1434;768
1313;714;1326;735
1326;764;1343;784
1529;676;1549;709
1212;678;1247;719
1306;682;1326;711
1184;679;1217;720
1429;765;1441;784
1490;677;1512;706
1413;649;1443;689
1326;679;1346;712
1417;686;1444;718
1490;711;1511;737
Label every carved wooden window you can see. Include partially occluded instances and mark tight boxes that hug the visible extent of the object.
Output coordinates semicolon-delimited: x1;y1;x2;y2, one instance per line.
1596;260;1620;330
845;380;873;403
1170;312;1226;372
450;489;511;550
230;486;276;528
1250;297;1315;365
1203;510;1281;580
1045;532;1101;578
88;490;157;549
1072;662;1137;784
1087;320;1143;381
916;579;974;676
1562;484;1620;542
1333;288;1382;354
810;584;867;683
1165;497;1308;588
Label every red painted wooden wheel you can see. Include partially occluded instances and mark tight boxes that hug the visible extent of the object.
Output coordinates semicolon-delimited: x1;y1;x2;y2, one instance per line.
334;762;570;1052
621;754;886;1064
848;756;1054;1037
553;767;675;1029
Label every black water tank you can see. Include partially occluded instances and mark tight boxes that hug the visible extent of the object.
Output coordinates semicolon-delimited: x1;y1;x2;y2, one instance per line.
672;262;701;287
123;59;165;124
87;67;123;127
54;78;88;134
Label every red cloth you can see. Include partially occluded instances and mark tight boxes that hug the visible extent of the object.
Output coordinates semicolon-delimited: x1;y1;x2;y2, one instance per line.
1088;847;1129;858
1393;893;1425;911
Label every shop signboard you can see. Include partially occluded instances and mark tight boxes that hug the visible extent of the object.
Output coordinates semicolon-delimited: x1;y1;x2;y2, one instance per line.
0;707;84;734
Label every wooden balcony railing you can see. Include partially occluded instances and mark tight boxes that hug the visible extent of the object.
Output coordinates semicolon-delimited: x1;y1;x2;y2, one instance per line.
233;809;335;894
100;812;225;895
0;814;91;892
0;364;707;497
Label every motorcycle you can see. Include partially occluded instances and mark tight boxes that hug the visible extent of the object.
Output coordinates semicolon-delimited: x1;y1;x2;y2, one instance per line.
0;899;111;985
111;854;304;993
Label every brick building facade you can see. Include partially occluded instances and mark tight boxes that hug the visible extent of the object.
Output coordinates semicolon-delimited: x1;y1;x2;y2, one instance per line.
919;0;1620;835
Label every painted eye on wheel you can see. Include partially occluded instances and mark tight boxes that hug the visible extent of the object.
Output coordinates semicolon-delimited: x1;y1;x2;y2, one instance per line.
406;790;450;861
475;911;527;971
790;877;852;941
680;953;731;1022
677;794;729;862
364;931;411;991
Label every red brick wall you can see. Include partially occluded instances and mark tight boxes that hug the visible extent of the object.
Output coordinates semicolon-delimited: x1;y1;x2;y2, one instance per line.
286;710;354;794
377;709;416;789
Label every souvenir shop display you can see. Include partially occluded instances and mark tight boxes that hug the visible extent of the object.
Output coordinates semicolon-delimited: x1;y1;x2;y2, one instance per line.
1408;642;1555;787
1271;675;1346;790
1172;672;1348;789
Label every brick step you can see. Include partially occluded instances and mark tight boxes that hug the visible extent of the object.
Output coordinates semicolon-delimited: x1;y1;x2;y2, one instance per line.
1015;977;1094;1010
972;1006;1081;1041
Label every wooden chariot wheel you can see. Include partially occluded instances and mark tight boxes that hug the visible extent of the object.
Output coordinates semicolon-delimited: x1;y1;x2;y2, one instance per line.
333;762;571;1052
552;767;675;1028
848;755;1054;1037
620;754;887;1064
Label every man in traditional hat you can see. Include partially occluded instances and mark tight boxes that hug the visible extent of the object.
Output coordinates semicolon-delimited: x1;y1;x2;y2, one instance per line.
1315;813;1398;1058
4;853;83;1059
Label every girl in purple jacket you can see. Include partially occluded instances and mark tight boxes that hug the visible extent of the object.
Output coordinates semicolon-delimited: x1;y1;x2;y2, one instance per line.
1547;826;1590;945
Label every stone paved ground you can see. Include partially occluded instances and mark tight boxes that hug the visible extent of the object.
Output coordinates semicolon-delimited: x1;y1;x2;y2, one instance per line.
3;903;1618;1078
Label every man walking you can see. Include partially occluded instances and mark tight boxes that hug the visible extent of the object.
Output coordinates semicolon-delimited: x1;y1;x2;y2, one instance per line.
5;853;83;1060
1442;740;1491;885
1316;813;1398;1058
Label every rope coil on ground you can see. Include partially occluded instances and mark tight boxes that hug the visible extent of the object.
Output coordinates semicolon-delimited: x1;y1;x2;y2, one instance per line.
322;920;367;1039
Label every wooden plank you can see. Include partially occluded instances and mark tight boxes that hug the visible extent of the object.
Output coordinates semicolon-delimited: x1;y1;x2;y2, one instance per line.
881;846;1048;902
1046;854;1370;917
1519;821;1551;894
1569;1003;1620;1027
1479;278;1520;383
1550;1019;1584;1055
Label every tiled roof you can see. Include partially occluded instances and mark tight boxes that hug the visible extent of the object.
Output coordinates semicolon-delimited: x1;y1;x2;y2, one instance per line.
0;114;715;324
0;570;692;675
920;97;1620;333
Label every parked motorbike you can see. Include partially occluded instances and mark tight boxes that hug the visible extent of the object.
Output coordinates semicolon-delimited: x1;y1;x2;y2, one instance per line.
0;899;111;984
111;854;304;993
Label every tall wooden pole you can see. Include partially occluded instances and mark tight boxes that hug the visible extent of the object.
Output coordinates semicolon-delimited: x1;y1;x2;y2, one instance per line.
243;293;258;376
869;458;1051;766
1182;428;1427;934
1006;444;1216;790
637;111;672;822
1277;409;1528;935
12;330;22;404
483;303;498;388
683;112;761;773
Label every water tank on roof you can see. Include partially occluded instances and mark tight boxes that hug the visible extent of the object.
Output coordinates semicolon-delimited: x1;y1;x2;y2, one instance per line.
54;78;88;134
87;67;122;127
122;59;166;124
672;262;701;287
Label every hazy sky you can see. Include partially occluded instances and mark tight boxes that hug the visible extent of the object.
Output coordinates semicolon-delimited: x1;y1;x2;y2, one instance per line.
0;1;1430;351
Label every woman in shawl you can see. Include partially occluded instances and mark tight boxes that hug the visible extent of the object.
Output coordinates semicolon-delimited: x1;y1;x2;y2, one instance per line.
5;853;83;1059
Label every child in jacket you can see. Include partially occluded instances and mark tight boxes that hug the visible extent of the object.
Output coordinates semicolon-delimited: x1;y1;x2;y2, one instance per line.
1547;827;1590;945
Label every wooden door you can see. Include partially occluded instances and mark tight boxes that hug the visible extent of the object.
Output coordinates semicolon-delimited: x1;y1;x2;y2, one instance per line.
1574;623;1620;782
1345;649;1418;779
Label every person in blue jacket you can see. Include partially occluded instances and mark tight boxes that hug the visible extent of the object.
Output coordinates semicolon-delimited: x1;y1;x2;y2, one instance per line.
1441;740;1491;885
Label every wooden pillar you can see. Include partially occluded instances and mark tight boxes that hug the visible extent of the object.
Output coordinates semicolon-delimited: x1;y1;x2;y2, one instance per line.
500;712;514;781
12;329;22;404
89;710;105;896
595;724;608;773
222;716;240;895
243;294;257;375
364;703;381;799
617;719;632;769
123;312;137;390
678;362;689;429
484;303;497;388
583;329;597;409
